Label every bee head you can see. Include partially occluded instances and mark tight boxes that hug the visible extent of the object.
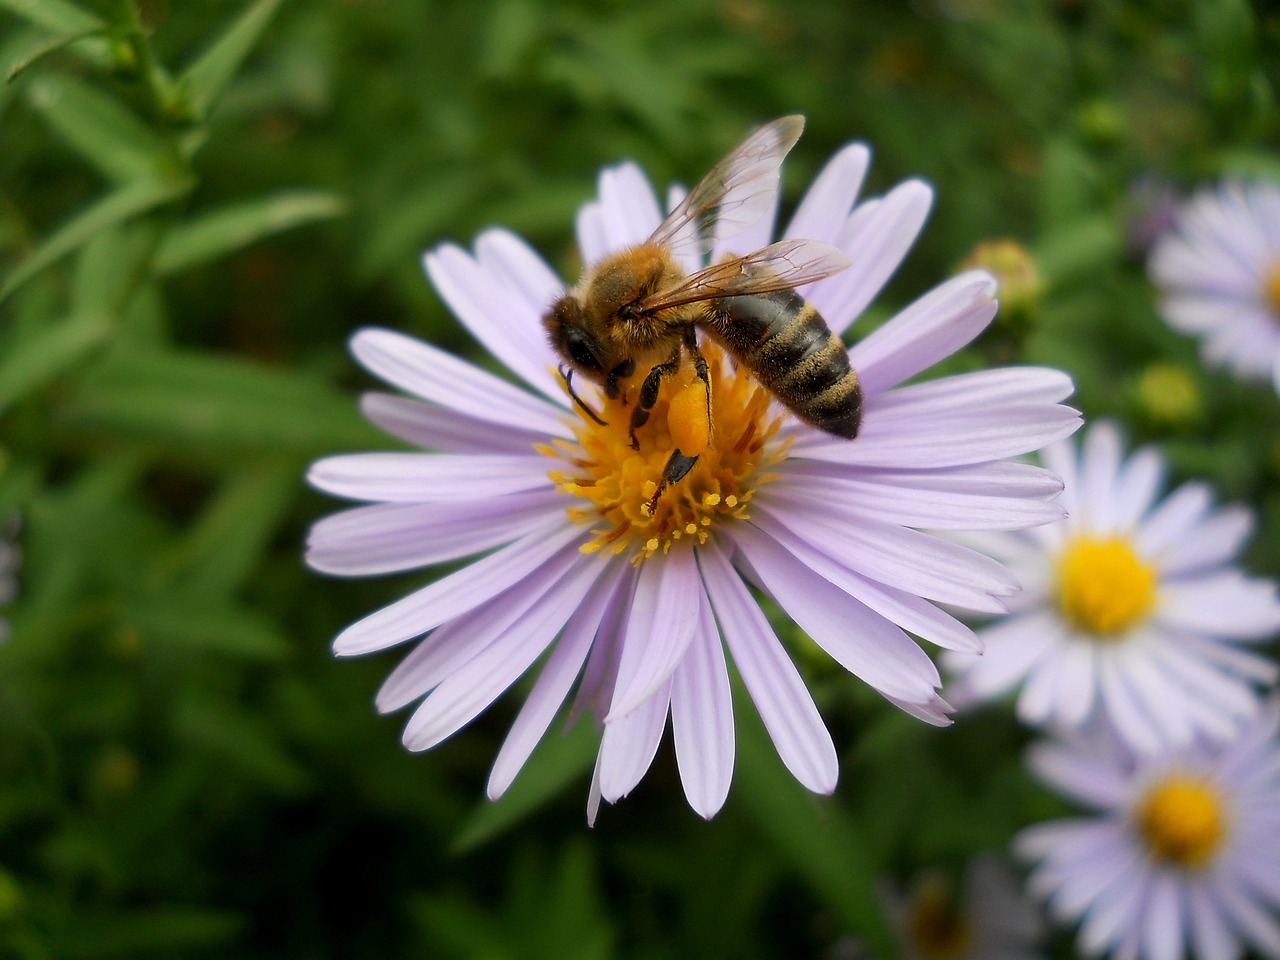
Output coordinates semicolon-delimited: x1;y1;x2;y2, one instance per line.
543;294;612;383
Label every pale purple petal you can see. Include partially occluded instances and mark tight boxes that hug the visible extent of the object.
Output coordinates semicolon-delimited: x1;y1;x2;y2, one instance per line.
606;546;702;720
306;490;566;575
1143;870;1185;960
670;580;734;819
334;517;585;655
1154;506;1253;576
699;538;837;793
1025;739;1128;810
487;556;630;799
846;271;998;398
810;180;933;337
946;610;1064;703
729;521;941;703
351;327;569;437
423;246;563;400
1134;482;1214;556
783;142;869;245
375;541;586;712
754;493;1018;610
360;392;548;454
746;506;982;653
794;403;1083;470
1158;572;1280;639
598;680;670;803
400;552;603;750
597;161;662;249
307;452;550;503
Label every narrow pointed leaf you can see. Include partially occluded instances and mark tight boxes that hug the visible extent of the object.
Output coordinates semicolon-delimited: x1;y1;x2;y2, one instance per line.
153;191;347;275
0;176;193;303
179;0;283;120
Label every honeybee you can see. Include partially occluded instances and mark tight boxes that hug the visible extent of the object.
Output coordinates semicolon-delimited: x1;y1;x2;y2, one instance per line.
543;116;860;504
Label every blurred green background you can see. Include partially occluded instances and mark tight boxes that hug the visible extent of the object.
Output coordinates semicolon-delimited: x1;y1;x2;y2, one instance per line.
1;0;1278;956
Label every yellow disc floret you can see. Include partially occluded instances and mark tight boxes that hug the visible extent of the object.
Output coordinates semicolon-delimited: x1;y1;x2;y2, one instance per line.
1263;259;1280;318
1056;535;1157;637
907;874;974;960
1134;775;1227;869
542;341;787;563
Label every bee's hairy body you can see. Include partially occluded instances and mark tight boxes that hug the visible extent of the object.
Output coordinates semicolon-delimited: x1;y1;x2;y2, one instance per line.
540;115;860;510
705;276;861;439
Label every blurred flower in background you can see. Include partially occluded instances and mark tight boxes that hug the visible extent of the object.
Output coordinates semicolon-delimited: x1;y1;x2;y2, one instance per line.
306;131;1079;820
1149;180;1280;397
883;855;1046;960
945;420;1280;752
1017;702;1280;960
0;514;19;644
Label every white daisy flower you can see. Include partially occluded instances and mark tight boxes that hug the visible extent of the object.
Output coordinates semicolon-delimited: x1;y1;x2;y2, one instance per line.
946;420;1280;752
1149;180;1280;395
1017;702;1280;960
306;119;1079;820
884;855;1046;960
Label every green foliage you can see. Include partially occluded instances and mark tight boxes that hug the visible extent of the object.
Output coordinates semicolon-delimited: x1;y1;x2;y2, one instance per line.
1;0;1279;958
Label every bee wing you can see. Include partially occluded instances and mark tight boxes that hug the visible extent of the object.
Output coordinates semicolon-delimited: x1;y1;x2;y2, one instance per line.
640;239;851;311
649;116;805;262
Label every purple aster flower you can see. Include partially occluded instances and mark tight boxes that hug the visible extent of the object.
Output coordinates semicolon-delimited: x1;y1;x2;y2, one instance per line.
1017;702;1280;960
1149;180;1280;396
306;122;1080;820
883;855;1047;960
945;420;1280;753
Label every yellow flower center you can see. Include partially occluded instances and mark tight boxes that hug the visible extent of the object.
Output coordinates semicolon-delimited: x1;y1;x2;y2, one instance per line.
543;341;787;562
1134;775;1227;869
907;875;974;960
1056;535;1157;637
1263;260;1280;318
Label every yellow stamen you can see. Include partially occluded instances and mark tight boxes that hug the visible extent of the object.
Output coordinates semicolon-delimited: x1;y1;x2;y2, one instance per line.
1134;775;1227;869
1056;535;1157;637
1263;260;1280;318
545;342;786;563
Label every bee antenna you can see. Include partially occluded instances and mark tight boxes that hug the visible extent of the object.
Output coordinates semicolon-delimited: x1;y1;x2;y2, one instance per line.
559;366;607;426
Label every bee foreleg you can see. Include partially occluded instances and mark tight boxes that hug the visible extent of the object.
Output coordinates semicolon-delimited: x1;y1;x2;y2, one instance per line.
605;358;635;401
629;354;681;449
643;449;700;517
683;326;712;442
559;365;607;426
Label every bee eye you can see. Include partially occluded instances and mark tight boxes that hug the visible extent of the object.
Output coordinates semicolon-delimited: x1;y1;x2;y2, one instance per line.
564;328;604;376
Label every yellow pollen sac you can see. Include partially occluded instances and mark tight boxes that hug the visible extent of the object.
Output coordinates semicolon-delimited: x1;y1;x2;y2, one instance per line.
1056;535;1157;637
668;377;711;456
907;874;973;960
1264;259;1280;318
545;341;787;563
1134;775;1227;869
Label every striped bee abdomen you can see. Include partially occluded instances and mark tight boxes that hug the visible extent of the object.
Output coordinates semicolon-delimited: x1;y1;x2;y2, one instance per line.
705;288;862;439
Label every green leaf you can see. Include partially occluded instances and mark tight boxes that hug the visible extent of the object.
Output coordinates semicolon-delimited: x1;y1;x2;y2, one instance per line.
59;348;384;457
50;906;245;957
164;463;299;596
5;26;105;85
124;592;291;661
179;0;283;121
173;695;310;793
0;311;111;414
153;190;347;275
0;176;194;303
0;0;101;34
452;720;598;852
736;711;893;959
24;73;173;182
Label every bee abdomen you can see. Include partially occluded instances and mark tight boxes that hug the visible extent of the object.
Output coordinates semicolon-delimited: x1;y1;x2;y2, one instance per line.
708;289;862;439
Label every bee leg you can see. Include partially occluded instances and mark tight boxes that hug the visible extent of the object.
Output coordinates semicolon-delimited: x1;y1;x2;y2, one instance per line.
683;327;712;442
629;355;680;449
604;359;635;402
559;365;606;426
643;449;700;517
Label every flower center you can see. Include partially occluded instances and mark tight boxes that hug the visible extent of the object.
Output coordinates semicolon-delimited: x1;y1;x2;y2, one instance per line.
1134;775;1227;869
1056;535;1157;637
544;341;786;562
1263;260;1280;318
907;875;973;960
